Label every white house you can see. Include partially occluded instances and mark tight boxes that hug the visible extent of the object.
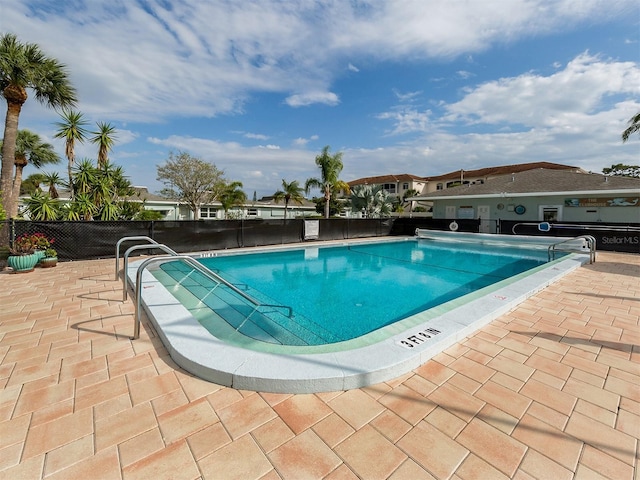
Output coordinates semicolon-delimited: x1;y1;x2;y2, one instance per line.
410;168;640;232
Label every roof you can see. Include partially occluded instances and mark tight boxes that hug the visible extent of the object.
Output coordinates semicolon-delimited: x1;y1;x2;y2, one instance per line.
413;169;640;200
424;161;583;182
348;173;425;187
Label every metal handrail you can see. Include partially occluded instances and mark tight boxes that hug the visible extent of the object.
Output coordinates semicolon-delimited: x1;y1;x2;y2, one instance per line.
131;254;293;339
122;244;178;301
115;236;159;280
548;235;596;264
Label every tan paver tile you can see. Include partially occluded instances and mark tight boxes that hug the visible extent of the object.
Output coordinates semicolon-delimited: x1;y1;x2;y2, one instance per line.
519;379;576;416
475;380;532;419
328;389;385;429
75;375;129;410
388;459;436;480
335;425;407;479
427;382;484;423
396;421;468;479
457;417;527;477
94;402;158;451
369;410;412;443
23;407;93;459
604;373;640;402
512;414;582;470
476;404;519;435
175;370;223;401
449;355;496;383
311;413;355;449
157;397;218;444
487;354;535;382
0;442;22;471
562;377;620;412
93;393;133;422
564;411;637;466
13;379;74;417
123;440;200;480
580;444;635;480
129;370;181;405
379;383;437;425
43;434;94;477
0;452;44;480
268;429;341;480
526;401;569;430
271;394;332;434
414;360;455;385
217;392;277;439
118;427;165;468
456;453;510;480
187;423;231;460
518;449;573;480
30;398;75;428
425;406;467;438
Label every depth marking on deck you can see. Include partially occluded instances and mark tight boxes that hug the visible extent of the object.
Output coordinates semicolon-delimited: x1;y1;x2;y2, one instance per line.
396;328;442;349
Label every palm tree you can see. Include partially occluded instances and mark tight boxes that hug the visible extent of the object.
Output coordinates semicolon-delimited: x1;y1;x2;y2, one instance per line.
1;129;60;211
1;33;77;217
41;172;62;199
622;112;640;143
218;181;247;218
24;190;60;220
53;110;88;198
273;179;305;219
305;145;350;219
402;188;419;213
350;184;392;218
90;122;117;167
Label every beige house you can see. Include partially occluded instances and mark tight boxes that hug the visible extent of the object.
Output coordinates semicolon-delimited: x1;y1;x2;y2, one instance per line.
410;168;640;232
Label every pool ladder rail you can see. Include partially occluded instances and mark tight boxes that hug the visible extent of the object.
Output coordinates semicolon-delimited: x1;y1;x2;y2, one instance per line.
115;236;293;340
547;235;596;264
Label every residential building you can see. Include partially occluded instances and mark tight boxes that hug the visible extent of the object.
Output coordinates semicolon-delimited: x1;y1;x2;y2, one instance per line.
410;168;640;232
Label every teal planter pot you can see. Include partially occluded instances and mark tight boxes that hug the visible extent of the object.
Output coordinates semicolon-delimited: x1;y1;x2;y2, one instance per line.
7;253;40;273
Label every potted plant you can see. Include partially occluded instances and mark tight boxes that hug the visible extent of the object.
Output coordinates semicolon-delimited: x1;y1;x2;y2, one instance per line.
40;248;58;268
7;232;54;273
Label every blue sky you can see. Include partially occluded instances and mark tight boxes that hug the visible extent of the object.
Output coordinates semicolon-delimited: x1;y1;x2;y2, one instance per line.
3;0;639;198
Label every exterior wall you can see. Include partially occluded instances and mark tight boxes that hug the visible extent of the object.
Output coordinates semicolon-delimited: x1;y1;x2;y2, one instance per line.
431;194;639;224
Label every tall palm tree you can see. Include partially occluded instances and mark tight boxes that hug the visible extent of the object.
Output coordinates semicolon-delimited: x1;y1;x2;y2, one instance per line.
1;33;77;217
305;145;350;219
53;110;88;198
90;122;117;167
273;179;305;219
0;129;60;212
218;181;247;219
622;112;640;143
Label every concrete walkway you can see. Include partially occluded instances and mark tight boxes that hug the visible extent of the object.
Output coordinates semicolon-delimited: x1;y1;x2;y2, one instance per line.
0;252;638;479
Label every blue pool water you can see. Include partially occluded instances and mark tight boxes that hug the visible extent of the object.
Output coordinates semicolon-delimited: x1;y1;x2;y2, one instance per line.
156;239;554;346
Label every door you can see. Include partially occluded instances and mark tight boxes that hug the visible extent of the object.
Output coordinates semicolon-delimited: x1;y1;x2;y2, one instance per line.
477;205;491;233
445;205;456;219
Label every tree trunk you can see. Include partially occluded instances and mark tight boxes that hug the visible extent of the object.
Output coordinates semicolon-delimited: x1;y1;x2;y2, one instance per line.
1;85;27;218
324;188;331;219
10;156;27;217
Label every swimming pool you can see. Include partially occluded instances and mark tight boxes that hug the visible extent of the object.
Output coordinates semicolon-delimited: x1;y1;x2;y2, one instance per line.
156;240;553;347
130;232;591;392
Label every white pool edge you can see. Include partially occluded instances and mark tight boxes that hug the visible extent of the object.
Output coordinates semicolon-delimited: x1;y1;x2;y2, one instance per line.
127;239;590;393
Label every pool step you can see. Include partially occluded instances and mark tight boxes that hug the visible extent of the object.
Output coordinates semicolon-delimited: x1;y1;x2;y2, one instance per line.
155;261;338;346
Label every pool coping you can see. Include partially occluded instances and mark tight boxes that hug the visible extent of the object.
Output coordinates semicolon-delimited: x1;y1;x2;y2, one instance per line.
127;235;591;393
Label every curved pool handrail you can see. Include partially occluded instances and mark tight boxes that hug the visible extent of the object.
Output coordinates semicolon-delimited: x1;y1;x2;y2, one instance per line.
115;236;159;280
548;235;596;264
132;254;293;339
122;243;178;301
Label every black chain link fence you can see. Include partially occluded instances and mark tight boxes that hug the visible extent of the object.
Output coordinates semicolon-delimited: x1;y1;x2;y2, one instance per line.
2;217;636;261
1;218;395;261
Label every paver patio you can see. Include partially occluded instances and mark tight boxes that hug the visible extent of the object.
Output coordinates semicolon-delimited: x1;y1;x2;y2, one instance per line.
0;251;638;479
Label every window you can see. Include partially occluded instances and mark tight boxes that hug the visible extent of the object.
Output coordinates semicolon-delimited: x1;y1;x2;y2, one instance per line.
200;207;217;219
436;183;443;190
246;208;258;217
402;182;409;190
382;183;396;194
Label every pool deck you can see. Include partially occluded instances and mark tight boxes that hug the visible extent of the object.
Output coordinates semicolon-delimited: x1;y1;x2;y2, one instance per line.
0;252;638;479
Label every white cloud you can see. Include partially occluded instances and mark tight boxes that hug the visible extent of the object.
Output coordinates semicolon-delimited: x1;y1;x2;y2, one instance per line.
244;133;269;140
348;63;360;72
444;53;640;127
285;91;340;107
